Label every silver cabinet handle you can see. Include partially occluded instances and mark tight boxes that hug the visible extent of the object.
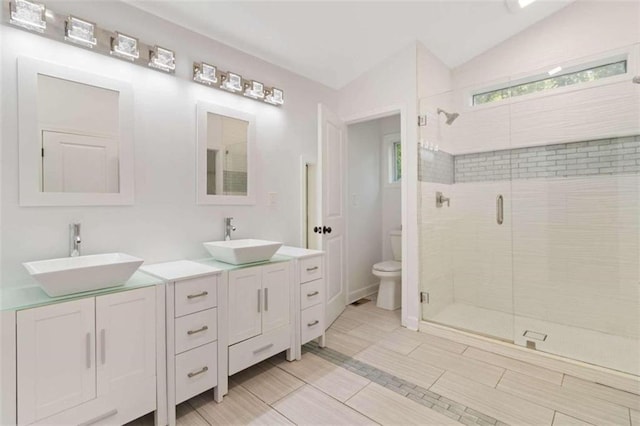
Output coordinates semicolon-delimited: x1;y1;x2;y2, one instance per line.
306;266;319;272
496;195;504;225
78;409;118;426
257;289;262;313
307;291;319;297
264;288;269;311
307;320;319;327
187;291;208;299
253;343;273;354
100;329;106;365
188;366;208;378
187;325;209;335
86;332;91;369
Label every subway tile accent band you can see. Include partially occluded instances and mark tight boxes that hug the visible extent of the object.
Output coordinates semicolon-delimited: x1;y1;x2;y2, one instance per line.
303;341;507;426
420;135;640;184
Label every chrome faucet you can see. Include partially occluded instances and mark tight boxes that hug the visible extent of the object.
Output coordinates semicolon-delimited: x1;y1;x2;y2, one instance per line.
70;223;81;257
224;217;236;241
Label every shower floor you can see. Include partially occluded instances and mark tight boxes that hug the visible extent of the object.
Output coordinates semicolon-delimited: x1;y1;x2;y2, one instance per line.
429;303;639;375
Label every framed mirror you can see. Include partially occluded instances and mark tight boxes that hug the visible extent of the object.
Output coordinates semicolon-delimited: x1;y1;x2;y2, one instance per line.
196;101;256;205
18;57;134;206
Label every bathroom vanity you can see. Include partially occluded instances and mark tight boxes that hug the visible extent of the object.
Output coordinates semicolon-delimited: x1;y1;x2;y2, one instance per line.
0;272;166;426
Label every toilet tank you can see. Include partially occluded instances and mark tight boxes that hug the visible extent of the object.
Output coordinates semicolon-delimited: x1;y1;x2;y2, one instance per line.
390;230;402;261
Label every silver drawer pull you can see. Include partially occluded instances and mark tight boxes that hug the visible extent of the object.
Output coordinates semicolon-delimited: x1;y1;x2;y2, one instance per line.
188;366;209;378
306;266;319;272
307;291;319;297
187;291;208;299
307;320;320;327
187;325;208;335
78;409;118;426
253;343;274;354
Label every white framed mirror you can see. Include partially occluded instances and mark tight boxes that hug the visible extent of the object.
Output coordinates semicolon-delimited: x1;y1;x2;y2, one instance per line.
196;101;256;205
18;57;134;206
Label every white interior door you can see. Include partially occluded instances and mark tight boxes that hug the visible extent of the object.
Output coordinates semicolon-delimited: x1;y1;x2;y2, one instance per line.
42;130;119;193
318;103;347;327
17;298;96;424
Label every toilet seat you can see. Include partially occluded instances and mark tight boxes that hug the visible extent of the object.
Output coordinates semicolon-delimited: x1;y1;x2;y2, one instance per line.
373;260;401;272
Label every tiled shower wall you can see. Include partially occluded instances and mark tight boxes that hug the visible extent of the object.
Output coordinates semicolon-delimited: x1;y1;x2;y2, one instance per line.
419;135;640;183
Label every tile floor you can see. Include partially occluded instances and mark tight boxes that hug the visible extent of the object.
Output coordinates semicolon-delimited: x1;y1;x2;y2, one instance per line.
131;298;640;425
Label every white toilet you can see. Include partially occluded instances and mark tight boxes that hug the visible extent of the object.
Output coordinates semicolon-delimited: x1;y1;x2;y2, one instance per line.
372;230;402;310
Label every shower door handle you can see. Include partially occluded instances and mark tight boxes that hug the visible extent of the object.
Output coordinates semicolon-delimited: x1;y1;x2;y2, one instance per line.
496;195;504;225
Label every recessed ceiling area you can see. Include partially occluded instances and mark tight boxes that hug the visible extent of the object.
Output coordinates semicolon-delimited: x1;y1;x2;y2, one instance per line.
126;0;575;89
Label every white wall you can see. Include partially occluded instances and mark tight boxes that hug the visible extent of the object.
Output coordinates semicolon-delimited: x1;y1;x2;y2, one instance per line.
346;120;382;302
0;1;337;285
338;42;418;329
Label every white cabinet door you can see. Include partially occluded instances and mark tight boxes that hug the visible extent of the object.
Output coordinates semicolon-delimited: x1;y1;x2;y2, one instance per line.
261;262;290;334
95;287;156;399
228;268;262;345
17;298;96;424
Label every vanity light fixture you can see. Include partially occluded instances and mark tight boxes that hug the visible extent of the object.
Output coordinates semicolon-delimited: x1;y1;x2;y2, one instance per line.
111;32;139;61
244;80;265;99
194;62;218;85
265;87;284;106
9;0;47;32
221;72;243;93
149;45;176;73
64;16;97;48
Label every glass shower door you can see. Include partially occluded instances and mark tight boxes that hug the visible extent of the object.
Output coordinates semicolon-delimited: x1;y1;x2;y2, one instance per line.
419;90;514;341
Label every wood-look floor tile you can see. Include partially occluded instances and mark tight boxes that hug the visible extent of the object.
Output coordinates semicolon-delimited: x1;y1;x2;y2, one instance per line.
273;352;370;402
178;402;209;426
394;327;468;354
354;345;444;389
273;384;377;425
376;333;422;355
562;375;640;410
631;409;639;425
553;412;595;426
497;370;630;426
190;383;294;425
231;360;304;404
329;316;364;333
421;322;640;395
431;371;555;425
464;346;564;385
409;344;505;387
340;309;400;332
346;382;459;425
325;329;372;356
346;323;394;344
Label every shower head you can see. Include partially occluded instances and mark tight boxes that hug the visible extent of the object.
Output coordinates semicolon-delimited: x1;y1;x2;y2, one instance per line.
437;108;460;125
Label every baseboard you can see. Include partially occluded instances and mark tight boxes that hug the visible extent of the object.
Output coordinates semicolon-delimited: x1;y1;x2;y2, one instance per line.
347;283;379;305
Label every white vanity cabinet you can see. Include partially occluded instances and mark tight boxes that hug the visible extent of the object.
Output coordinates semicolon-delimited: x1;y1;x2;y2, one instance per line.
15;286;159;425
227;262;293;375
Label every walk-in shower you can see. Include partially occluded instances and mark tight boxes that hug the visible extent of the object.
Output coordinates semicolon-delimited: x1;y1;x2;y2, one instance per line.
418;43;640;376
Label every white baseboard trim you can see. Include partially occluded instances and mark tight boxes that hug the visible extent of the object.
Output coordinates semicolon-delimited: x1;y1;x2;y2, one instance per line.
403;315;419;331
347;283;379;305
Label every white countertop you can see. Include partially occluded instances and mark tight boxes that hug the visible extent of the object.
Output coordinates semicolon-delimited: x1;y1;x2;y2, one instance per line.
277;246;324;259
140;260;223;282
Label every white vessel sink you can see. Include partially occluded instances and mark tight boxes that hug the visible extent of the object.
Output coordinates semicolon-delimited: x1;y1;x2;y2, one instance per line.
203;239;283;265
23;253;144;297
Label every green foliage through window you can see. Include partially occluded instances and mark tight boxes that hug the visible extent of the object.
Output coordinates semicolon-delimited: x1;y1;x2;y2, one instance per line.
473;60;627;106
393;141;401;182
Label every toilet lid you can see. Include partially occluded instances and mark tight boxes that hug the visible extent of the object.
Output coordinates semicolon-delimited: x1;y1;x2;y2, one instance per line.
373;260;401;272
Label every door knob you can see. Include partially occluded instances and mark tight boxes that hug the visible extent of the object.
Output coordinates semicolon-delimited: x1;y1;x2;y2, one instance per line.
323;226;332;234
313;226;319;233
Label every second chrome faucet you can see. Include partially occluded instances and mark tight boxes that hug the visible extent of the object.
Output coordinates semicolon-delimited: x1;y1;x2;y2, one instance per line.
69;223;81;257
224;217;236;240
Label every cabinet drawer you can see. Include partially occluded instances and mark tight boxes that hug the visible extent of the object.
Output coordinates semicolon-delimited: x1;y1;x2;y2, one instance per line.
175;308;217;355
301;304;324;345
175;276;217;317
300;280;323;310
175;342;218;404
299;256;323;284
228;326;290;375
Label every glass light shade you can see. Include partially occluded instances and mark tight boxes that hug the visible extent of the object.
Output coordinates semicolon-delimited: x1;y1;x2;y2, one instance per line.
111;32;139;60
222;72;243;92
10;0;46;32
265;88;284;105
244;81;265;99
194;62;217;85
149;46;176;73
65;16;97;48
